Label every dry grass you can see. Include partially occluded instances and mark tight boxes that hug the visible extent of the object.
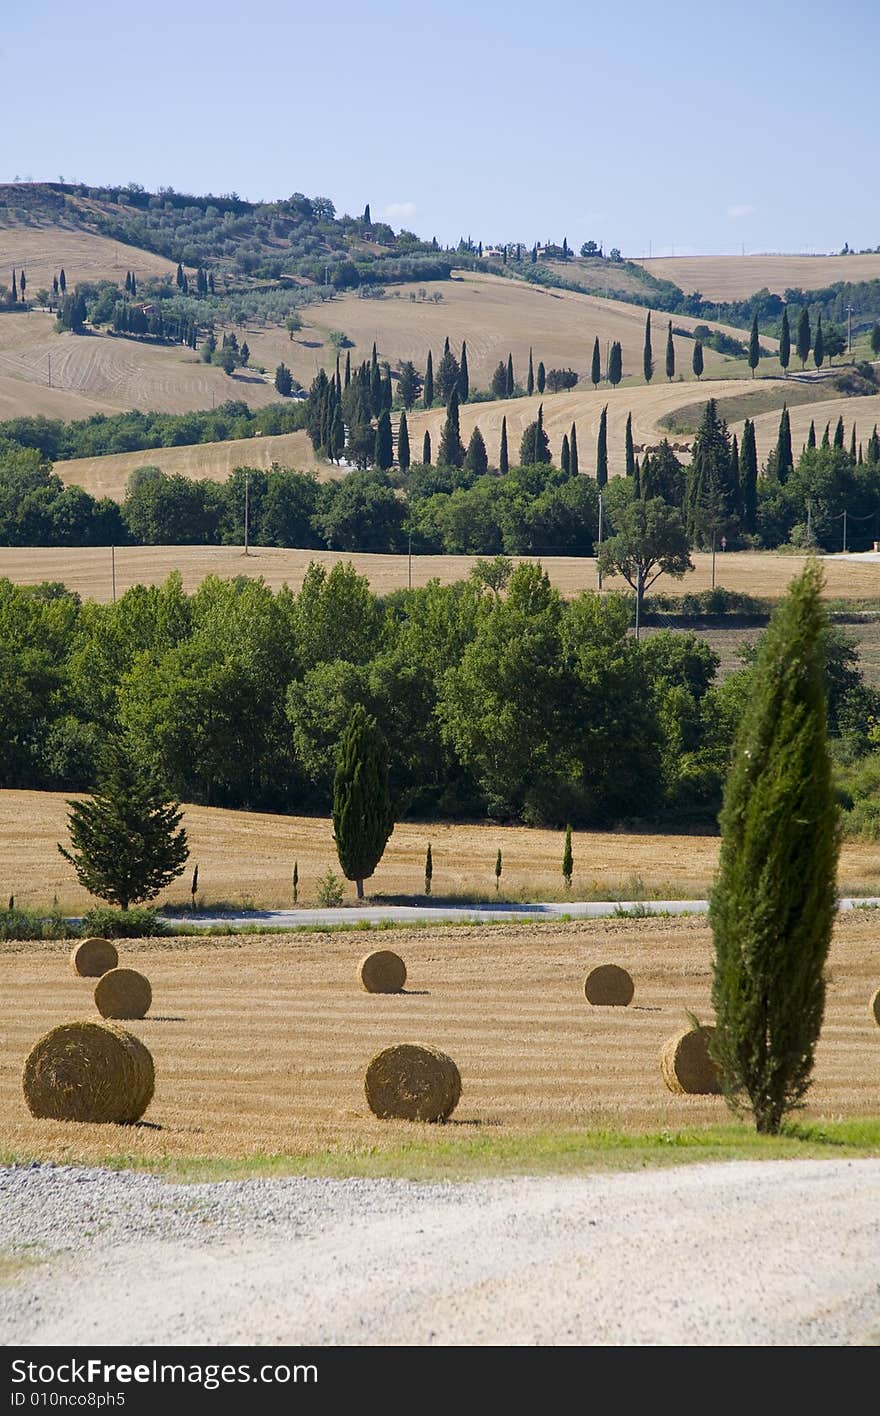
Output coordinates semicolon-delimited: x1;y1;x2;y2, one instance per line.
6;789;880;914
1;545;877;609
0;220;179;291
635;253;880;301
1;912;877;1162
749;390;880;468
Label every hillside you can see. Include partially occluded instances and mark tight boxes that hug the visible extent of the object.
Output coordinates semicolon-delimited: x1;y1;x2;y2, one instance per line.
636;253;880;301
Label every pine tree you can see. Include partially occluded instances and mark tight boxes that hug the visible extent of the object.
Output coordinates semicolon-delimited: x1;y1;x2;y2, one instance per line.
495;849;502;892
833;415;845;450
561;433;570;475
519;405;551;464
527;348;534;396
562;824;573;890
464;425;488;476
275;362;293;396
537;360;545;394
710;563;840;1134
397;411;411;471
499;417;509;474
591;337;601;388
775;405;793;484
506;352;515;397
740;419;758;534
608;342;622;386
458;340;469;401
438;389;464;467
625;412;635;477
422;430;432;465
692;340;704;380
807;419;816;449
332;705;394;900
797;307;811;368
686;398;736;544
814;314;824;370
374;409;394;470
569;422;579;476
58;740;189;911
423;350;434;407
665;321;675;380
779;307;791;374
425;843;433;896
643;312;653;383
596;405;608;487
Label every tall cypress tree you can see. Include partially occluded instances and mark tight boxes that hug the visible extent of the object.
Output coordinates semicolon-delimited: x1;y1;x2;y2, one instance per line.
807;419;816;449
596;405;608;487
435;342;460;403
536;360;545;394
821;422;830;448
569;422;579;476
625;411;635;477
527;348;534;396
608;342;622;386
813;314;824;370
775;406;793;483
643;312;653;383
458;340;469;401
438;389;464;467
740;418;758;534
499;416;509;474
561;432;570;476
506;352;515;396
779;307;791;374
422;430;431;465
423;350;434;407
59;268;66;294
344;350;351;388
332;705;394;901
797;308;811;368
833;415;845;450
464;425;488;476
748;315;760;377
692;340;704;380
397;411;410;472
591;337;601;388
665;321;675;380
730;432;740;518
11;270;17;302
633;457;641;499
710;563;839;1134
850;424;857;461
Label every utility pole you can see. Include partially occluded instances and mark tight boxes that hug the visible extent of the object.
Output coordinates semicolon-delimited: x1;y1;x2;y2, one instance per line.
711;527;717;590
243;472;250;556
634;564;642;641
597;492;604;590
407;524;412;590
111;545;116;604
846;304;854;354
842;507;847;553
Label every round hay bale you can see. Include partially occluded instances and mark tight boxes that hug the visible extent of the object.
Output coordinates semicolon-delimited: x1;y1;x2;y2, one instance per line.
870;987;880;1027
94;968;152;1020
660;1026;722;1096
358;950;407;994
584;963;634;1007
23;1021;154;1123
70;937;118;978
365;1043;461;1122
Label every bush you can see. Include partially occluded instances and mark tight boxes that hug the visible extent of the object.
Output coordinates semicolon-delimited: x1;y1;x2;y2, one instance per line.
80;906;168;938
315;869;345;906
0;907;77;941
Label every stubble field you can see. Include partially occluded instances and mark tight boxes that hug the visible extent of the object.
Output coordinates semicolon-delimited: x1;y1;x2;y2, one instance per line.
2;912;878;1165
635;252;880;300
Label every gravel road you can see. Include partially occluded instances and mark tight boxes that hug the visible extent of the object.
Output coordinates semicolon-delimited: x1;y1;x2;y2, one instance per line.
1;1159;879;1346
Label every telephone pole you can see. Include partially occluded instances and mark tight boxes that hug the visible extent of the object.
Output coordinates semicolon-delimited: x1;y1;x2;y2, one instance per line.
596;493;604;590
243;472;250;556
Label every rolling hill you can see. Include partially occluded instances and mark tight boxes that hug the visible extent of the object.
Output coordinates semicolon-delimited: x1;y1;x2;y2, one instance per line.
635;253;880;301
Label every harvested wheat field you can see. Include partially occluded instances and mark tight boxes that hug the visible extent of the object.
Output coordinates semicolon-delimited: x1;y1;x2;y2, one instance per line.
1;546;878;608
748;390;880;469
1;911;877;1164
4;790;880;913
635;253;880;301
0;219;181;292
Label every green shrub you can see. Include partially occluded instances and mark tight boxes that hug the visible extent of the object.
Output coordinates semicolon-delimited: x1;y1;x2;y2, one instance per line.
0;908;77;941
315;869;345;907
81;906;168;938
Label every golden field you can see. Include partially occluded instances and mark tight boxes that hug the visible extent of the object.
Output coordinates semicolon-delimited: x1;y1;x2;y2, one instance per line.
0;546;877;607
4;790;880;913
2;912;878;1163
0;219;181;292
635;252;880;301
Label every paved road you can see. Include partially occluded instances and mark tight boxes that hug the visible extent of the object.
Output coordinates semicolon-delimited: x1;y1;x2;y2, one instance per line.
162;896;880;929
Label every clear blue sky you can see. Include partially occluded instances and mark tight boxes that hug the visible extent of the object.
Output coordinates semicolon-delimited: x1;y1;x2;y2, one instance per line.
3;0;877;257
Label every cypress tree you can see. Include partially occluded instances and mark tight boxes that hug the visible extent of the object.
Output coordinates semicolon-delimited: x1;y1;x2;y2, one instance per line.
58;740;189;911
596;405;608;487
52;274;59;299
625;412;635;477
643;311;653;383
370;343;382;414
425;843;433;896
11;270;17;301
741;419;758;534
849;424;857;461
344;350;351;388
561;432;570;476
499;416;509;474
423;350;434;407
293;861;298;904
872;324;880;357
807;419;816;449
775;405;793;483
464;425;488;476
665;321;675;381
438;389;464;467
397;411;410;471
506;352;515;397
527;347;534;396
748;315;760;377
608;342;622;386
710;563;840;1134
797;307;811;368
569;422;579;476
821;422;830;449
130;273;136;297
374;410;393;470
422;430;431;465
591;337;601;388
332;705;394;901
562;825;573;890
59;268;66;294
458;340;469;401
779;307;791;374
692;339;704;380
730;432;740;517
176;262;184;289
495;849;502;892
536;360;545;394
814;314;824;370
833;415;845;450
633;457;641;499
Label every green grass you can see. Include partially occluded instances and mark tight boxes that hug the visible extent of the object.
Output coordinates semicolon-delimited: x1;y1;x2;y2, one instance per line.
4;1120;878;1184
659;379;832;435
